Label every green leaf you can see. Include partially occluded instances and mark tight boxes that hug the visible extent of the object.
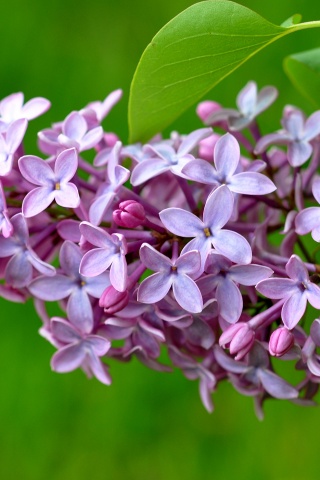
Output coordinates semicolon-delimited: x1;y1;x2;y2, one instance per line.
128;0;320;143
284;47;320;109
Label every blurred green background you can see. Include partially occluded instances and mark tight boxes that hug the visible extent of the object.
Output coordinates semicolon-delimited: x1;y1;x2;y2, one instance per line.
1;1;320;479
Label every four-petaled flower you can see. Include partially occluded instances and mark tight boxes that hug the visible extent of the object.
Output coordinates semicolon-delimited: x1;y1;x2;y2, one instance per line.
138;243;203;313
255;105;320;167
160;184;252;268
19;148;80;217
79;221;128;292
50;317;111;385
182;133;276;195
256;255;320;329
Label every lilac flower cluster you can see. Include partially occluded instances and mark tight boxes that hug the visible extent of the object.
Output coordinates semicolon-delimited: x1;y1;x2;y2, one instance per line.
2;82;320;417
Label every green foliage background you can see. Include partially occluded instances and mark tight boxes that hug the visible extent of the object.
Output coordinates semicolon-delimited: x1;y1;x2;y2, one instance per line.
1;1;320;479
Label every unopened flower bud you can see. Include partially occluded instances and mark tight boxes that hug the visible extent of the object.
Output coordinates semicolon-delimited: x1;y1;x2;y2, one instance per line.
269;326;294;357
196;101;221;123
199;134;220;161
219;322;255;360
99;285;129;314
113;200;146;228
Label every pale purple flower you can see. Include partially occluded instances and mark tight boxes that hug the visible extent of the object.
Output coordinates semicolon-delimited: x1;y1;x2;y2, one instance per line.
131;128;212;185
50;317;111;385
19;148;80;217
0;92;50;132
198;252;273;324
29;241;110;333
169;346;216;412
137;243;203;313
0;180;13;237
79;221;128;292
214;342;298;400
80;89;123;128
159;185;252;267
204;82;278;131
182;133;276;195
256;255;320;329
255;105;320;167
38;111;103;154
0;118;28;176
88;141;130;225
0;213;55;287
301;319;320;376
295;177;320;241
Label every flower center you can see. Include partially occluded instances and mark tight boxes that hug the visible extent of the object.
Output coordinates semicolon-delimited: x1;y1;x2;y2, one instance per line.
203;227;211;237
55;182;61;190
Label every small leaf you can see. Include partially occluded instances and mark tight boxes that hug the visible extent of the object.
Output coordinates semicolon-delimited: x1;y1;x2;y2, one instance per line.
284;47;320;109
129;0;320;143
281;14;302;28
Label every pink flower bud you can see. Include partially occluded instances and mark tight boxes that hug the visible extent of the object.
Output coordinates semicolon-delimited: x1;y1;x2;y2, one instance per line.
99;285;129;314
269;327;294;357
196;101;221;123
219;322;255;360
198;134;220;161
113;200;146;228
104;132;119;148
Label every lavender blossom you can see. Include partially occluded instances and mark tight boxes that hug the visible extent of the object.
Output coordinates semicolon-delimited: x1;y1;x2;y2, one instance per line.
204;81;278;131
160;185;252;266
50;317;111;385
0;92;50;132
0;118;28;176
19;148;80;217
295;177;320;241
256;255;320;330
182;133;276;195
255;106;320;167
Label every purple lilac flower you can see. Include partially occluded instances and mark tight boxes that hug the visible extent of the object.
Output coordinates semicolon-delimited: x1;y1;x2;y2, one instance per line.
182;133;276;195
38;111;103;155
0;213;55;287
295;177;320;241
88;141;130;226
79;221;128;292
50;317;111;385
19;148;80;217
131;128;212;185
0;118;28;176
160;185;252;267
255;105;320;167
80;89;123;129
137;243;203;313
0;92;50;132
204;81;278;131
216;342;298;400
29;241;110;333
169;346;216;412
0;180;13;237
301;319;320;376
198;252;273;324
256;255;320;329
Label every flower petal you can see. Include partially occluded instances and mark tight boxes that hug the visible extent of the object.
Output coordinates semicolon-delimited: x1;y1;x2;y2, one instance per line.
131;157;169;186
256;278;296;299
138;272;172;304
29;274;74;300
18;155;54;185
229;264;273;286
216;278;242;323
257;368;298;399
213;133;240;178
140;243;172;272
229;172;276;195
80;248;115;277
282;291;307;329
213;229;252;264
172;274;203;313
159;208;203;237
22;187;55;218
51;343;86;372
203;185;234;230
295;207;320;236
55;183;80;209
110;254;127;292
67;288;93;333
182;158;218;184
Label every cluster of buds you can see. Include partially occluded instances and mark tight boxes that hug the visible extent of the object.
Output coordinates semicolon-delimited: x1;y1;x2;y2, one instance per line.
2;81;320;417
